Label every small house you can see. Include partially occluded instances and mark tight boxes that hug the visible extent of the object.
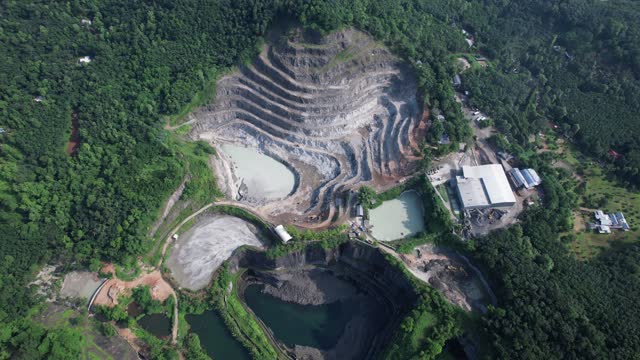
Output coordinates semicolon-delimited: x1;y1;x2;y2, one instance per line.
592;210;630;233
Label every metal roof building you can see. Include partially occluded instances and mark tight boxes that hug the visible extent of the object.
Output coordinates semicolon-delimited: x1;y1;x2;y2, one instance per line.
455;164;516;209
510;168;526;188
616;212;630;231
521;169;541;188
510;168;542;189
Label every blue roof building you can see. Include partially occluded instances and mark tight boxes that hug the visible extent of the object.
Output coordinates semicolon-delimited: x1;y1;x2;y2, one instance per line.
510;168;526;188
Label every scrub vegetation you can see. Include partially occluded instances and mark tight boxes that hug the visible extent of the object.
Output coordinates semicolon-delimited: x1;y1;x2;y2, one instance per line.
265;226;348;259
560;145;640;259
92;286;177;359
1;306;91;359
383;254;461;359
210;266;278;359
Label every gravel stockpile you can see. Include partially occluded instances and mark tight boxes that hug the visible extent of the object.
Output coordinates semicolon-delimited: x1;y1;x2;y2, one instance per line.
167;215;266;291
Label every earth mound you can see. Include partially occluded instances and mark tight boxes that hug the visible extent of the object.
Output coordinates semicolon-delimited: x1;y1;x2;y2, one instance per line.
190;28;423;225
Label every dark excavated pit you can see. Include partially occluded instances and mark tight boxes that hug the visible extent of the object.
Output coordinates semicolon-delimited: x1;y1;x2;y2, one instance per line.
226;241;420;360
137;313;171;339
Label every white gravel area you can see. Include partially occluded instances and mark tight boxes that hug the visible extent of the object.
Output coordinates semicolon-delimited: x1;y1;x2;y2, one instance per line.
167;215;266;290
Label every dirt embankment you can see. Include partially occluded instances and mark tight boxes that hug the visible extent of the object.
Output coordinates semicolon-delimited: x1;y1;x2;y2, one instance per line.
382;244;495;312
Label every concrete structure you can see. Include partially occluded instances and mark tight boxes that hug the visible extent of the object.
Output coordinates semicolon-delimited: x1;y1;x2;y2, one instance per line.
455;164;516;209
274;225;292;243
595;210;611;225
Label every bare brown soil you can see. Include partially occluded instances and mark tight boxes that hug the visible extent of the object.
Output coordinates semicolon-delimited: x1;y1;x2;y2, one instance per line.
380;244;495;312
93;270;174;307
65;112;80;155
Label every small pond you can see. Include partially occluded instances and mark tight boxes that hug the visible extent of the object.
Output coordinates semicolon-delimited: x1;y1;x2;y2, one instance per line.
369;190;425;241
138;313;171;338
186;310;251;360
127;302;143;318
221;144;295;199
243;284;358;350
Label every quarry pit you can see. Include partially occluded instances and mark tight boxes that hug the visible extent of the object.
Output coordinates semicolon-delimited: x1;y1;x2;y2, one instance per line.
189;28;424;226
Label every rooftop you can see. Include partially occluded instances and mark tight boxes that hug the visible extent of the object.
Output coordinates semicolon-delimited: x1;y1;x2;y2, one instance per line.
456;164;516;209
456;176;489;208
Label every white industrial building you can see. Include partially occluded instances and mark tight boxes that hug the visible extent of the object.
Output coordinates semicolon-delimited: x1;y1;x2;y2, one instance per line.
455;164;516;209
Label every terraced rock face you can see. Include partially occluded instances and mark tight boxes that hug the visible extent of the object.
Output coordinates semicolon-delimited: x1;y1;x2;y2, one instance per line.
190;28;422;225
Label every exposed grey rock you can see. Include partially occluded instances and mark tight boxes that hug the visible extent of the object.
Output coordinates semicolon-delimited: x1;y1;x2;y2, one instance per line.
190;28;421;220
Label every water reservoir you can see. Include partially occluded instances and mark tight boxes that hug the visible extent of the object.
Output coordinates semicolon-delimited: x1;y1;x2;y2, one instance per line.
369;190;425;241
221;144;295;199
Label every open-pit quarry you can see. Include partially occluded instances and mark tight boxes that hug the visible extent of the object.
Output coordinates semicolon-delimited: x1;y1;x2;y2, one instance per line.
227;241;419;360
189;27;424;225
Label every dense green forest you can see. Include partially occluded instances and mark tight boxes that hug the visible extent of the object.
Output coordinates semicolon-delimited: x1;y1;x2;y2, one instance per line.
448;4;640;354
0;0;275;316
2;0;640;359
458;0;640;187
471;164;640;358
